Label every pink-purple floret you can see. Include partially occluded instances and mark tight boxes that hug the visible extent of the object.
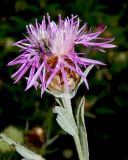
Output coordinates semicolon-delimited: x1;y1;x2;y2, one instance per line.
8;15;116;95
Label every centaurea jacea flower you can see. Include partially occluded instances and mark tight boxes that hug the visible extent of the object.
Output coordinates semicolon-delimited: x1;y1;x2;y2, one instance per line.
8;15;116;96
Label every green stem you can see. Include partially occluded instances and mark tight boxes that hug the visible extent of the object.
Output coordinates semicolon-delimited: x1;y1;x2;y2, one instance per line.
61;93;86;160
74;134;85;160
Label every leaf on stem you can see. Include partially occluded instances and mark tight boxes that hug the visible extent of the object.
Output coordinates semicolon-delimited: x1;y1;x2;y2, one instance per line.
53;106;78;136
0;134;45;160
76;97;89;160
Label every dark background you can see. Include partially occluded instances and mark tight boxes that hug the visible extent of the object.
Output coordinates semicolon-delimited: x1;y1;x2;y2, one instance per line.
0;0;128;159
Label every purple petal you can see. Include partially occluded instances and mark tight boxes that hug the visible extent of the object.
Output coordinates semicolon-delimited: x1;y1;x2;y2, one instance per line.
77;56;106;66
27;62;36;85
81;41;116;48
46;68;59;88
7;52;27;66
61;64;69;91
26;62;44;90
12;63;31;83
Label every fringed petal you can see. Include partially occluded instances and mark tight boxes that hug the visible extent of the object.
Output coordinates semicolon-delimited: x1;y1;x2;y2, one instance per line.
26;62;44;90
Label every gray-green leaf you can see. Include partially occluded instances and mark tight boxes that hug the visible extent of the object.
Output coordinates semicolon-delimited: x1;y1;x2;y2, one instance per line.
0;134;45;160
76;97;89;160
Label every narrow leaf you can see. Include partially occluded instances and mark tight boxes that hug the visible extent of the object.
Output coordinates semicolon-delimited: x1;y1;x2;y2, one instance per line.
76;97;89;160
54;106;78;136
0;134;45;160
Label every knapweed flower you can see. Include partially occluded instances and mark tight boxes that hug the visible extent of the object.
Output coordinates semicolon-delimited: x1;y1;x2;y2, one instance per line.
8;15;115;96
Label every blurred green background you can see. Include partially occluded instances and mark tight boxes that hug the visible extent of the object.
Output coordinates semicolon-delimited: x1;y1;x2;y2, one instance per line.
0;0;128;160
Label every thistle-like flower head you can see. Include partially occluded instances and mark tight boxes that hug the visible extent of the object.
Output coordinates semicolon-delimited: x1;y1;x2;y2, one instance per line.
8;15;116;96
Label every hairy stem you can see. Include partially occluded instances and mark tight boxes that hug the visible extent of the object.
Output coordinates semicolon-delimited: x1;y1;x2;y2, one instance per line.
60;93;89;160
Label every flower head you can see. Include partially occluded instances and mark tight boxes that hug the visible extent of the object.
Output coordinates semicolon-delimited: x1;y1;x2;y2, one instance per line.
8;15;116;96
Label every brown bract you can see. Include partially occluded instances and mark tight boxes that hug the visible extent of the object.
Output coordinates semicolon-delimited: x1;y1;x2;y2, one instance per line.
46;55;80;93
